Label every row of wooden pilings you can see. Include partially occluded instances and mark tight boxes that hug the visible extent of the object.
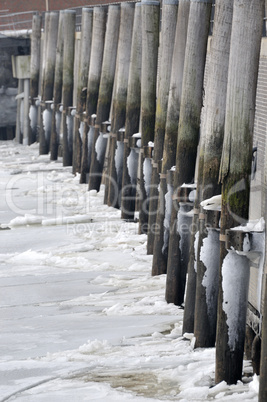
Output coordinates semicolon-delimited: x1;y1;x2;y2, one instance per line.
20;0;267;398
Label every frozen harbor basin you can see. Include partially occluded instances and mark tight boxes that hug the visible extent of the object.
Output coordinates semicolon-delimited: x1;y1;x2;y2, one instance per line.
0;141;259;401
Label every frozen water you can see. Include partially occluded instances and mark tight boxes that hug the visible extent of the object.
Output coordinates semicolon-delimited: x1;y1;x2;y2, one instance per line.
95;132;107;164
0;141;258;401
127;148;138;185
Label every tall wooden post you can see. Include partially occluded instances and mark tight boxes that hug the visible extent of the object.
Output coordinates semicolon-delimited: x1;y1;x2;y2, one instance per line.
259;273;267;399
138;0;160;234
40;12;50;108
193;0;233;349
29;13;42;145
23;79;30;145
260;5;267;387
146;0;178;254
50;10;65;160
152;0;190;275
104;2;135;208
87;5;121;191
165;0;212;305
62;10;76;166
72;8;93;175
15;80;23;143
79;6;107;182
39;12;59;154
215;0;264;385
120;3;142;220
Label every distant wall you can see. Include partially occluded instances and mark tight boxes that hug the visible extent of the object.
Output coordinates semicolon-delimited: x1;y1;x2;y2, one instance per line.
0;87;17;127
0;0;134;13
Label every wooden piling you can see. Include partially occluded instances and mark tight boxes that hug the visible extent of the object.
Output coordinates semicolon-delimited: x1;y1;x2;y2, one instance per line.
165;0;212;305
120;3;142;220
62;10;76;166
215;0;264;385
39;12;59;154
259;49;267;396
29;13;42;145
138;0;160;234
152;0;190;275
193;0;233;349
40;12;50;107
79;6;107;181
72;8;93;174
23;79;30;145
259;275;267;400
87;5;121;190
104;2;135;208
15;80;23;143
146;0;178;254
50;10;65;160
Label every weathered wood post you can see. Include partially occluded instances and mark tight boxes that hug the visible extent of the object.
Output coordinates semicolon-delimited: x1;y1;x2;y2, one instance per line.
193;0;233;349
29;13;42;145
79;6;107;182
72;8;93;175
120;3;142;220
152;0;190;275
138;0;160;234
260;275;267;398
259;36;267;396
15;80;23;143
215;0;264;385
165;0;212;305
146;0;178;254
39;11;59;154
104;2;135;209
23;78;30;145
62;10;76;166
87;5;121;191
50;10;64;160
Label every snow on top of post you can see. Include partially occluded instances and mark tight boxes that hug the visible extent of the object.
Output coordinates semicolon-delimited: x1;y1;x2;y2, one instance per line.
200;194;221;211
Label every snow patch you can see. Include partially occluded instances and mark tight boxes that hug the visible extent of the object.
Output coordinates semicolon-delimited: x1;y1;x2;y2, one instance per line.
200;229;220;321
201;194;221;211
162;184;173;255
78;121;84;140
143;157;152;197
114;141;124;178
95;131;107;163
29;105;38;131
194;231;199;272
222;251;250;350
43;109;52;142
127;148;138;185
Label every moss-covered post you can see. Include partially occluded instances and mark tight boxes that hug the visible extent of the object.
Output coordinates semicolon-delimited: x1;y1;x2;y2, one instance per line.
138;0;160;234
29;13;42;145
50;10;64;160
165;0;212;305
88;5;121;191
79;6;107;182
152;0;190;275
104;2;135;208
146;0;178;254
193;0;233;349
215;0;264;385
72;9;93;175
120;3;142;220
39;12;59;154
62;10;76;167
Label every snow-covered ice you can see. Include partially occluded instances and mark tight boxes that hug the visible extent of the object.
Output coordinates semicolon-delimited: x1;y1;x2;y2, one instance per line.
0;141;258;401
